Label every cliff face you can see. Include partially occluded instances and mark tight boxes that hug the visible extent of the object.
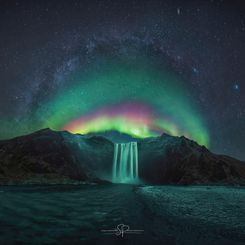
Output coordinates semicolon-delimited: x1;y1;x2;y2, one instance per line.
0;129;113;184
0;129;244;185
138;134;245;185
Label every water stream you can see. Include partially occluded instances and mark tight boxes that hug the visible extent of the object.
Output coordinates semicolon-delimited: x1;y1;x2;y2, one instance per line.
112;142;139;183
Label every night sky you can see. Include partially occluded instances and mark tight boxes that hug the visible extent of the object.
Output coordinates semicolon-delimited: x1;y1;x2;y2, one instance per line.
0;0;245;160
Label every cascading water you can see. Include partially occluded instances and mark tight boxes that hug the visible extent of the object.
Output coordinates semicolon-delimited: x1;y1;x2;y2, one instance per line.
112;142;139;183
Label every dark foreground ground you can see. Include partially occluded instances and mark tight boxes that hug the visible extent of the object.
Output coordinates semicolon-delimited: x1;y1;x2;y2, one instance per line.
0;184;245;245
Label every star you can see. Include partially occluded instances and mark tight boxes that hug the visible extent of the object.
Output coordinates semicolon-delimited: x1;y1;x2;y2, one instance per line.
233;84;240;91
177;8;181;15
192;67;199;74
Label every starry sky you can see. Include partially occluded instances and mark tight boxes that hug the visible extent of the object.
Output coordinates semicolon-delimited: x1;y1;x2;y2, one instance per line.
0;0;245;160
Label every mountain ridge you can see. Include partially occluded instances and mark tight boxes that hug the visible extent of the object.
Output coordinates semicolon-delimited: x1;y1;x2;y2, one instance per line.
0;128;244;185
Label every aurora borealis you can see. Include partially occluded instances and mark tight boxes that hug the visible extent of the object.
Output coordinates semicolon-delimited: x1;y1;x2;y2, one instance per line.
1;0;245;159
34;58;209;146
59;64;208;145
0;39;210;147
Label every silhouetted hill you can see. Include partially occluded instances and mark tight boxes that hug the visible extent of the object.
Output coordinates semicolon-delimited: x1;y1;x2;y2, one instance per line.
0;129;113;184
138;134;245;184
0;129;244;185
84;130;139;143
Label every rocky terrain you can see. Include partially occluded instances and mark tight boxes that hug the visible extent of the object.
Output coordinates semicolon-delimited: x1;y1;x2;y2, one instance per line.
0;128;244;185
138;134;245;184
0;129;113;185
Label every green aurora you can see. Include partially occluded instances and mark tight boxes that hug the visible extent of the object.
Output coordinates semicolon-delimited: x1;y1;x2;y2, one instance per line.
0;54;209;147
33;61;209;146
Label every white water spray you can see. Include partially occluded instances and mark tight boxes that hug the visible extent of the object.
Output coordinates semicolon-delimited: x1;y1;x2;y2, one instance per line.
112;142;139;183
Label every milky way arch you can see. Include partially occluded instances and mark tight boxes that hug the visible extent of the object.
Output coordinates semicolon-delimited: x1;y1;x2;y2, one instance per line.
5;37;210;146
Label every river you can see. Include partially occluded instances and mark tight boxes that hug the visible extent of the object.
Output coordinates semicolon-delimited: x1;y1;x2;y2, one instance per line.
0;184;244;245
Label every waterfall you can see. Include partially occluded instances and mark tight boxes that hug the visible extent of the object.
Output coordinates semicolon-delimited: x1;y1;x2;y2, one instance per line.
112;142;139;183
